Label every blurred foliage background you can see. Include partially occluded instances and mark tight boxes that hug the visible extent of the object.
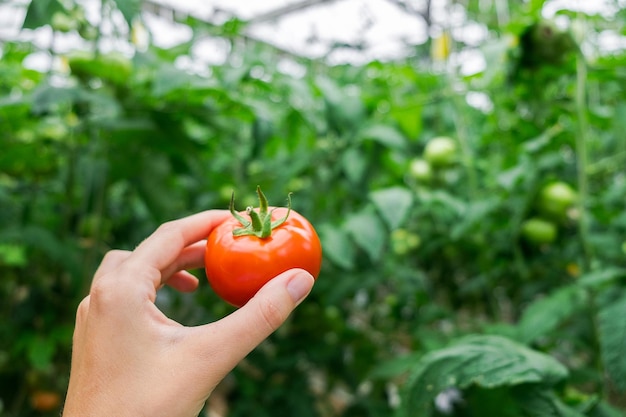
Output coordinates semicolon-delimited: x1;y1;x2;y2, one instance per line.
1;0;626;416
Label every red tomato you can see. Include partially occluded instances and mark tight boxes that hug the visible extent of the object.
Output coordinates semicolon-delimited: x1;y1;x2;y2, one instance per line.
205;193;322;307
30;390;61;412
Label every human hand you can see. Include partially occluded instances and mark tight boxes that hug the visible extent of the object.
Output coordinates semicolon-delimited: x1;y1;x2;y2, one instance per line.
62;210;315;417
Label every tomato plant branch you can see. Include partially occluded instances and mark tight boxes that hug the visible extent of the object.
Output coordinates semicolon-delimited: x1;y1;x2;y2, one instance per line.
439;8;478;199
574;29;593;272
448;73;478;199
574;14;606;398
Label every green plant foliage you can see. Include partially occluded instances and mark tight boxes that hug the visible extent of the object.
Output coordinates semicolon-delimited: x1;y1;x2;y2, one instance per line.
402;335;569;415
369;187;414;230
22;0;64;29
111;0;141;26
2;0;626;415
597;290;626;393
517;284;588;344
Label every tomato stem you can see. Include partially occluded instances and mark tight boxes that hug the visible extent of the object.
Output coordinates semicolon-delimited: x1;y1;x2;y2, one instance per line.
230;186;292;239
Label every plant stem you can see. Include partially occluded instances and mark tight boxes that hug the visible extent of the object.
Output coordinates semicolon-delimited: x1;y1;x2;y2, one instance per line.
574;35;592;271
574;13;606;398
450;77;478;200
442;3;478;200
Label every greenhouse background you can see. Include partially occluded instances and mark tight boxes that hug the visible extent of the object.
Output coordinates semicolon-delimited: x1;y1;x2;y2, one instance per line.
1;0;626;416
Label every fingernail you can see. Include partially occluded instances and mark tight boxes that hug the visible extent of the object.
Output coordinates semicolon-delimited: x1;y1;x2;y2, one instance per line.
286;271;314;304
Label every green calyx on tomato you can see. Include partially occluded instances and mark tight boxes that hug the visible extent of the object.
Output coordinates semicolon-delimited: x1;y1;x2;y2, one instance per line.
230;186;292;238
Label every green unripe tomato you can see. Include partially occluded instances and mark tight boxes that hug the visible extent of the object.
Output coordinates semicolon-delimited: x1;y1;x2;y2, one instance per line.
100;52;132;85
78;24;98;41
390;228;421;255
538;181;577;219
408;158;432;182
51;12;78;32
521;217;557;245
424;136;457;167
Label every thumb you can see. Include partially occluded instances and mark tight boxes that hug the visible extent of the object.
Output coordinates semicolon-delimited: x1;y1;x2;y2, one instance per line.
190;269;314;376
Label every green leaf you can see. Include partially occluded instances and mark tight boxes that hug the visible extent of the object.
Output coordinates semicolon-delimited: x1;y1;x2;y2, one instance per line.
315;76;343;105
585;400;625;417
29;83;82;114
597;291;626;392
316;76;365;131
417;189;466;216
369;186;414;230
359;124;407;150
450;199;497;240
318;224;355;270
403;335;568;415
369;353;421;380
497;164;526;190
22;0;64;29
341;148;368;185
111;0;141;26
151;64;198;97
517;285;588;344
528;0;548;15
0;226;80;277
578;268;626;288
513;386;586;417
27;336;56;371
0;243;27;266
390;105;422;139
344;206;386;262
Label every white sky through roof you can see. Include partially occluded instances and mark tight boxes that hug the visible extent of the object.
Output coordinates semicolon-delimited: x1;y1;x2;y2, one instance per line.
0;0;624;70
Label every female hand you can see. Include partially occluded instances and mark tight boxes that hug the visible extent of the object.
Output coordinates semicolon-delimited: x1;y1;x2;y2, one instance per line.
62;210;315;417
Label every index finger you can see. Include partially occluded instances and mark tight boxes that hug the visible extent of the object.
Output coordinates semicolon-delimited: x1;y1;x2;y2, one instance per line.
130;210;230;273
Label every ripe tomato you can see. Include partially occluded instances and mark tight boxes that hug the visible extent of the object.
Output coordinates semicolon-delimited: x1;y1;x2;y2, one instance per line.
205;188;322;307
424;136;457;167
30;390;61;412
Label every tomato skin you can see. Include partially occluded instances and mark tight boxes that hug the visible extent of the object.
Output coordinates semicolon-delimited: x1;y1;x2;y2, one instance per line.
521;217;557;245
205;207;322;307
30;390;61;412
408;158;433;183
538;181;577;219
424;136;457;167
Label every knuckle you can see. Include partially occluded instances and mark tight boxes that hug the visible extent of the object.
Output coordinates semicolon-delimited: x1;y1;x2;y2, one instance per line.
102;249;127;262
76;295;91;326
154;221;185;246
76;296;90;319
88;277;119;310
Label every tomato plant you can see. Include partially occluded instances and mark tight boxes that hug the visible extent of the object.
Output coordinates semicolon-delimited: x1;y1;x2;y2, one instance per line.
205;187;322;307
423;136;457;167
4;0;626;415
521;217;558;245
408;158;433;183
30;390;61;413
538;181;577;219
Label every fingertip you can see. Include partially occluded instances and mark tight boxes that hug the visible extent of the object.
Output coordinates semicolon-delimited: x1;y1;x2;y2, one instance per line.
184;269;316;382
285;269;315;305
167;271;200;292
